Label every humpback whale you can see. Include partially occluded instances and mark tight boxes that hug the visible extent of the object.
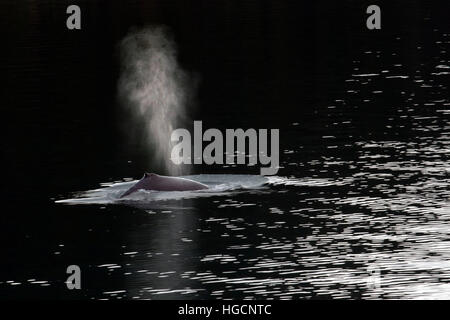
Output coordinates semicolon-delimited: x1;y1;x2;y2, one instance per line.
120;173;208;198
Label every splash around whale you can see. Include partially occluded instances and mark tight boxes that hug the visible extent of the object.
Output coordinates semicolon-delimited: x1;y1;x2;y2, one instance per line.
55;173;270;206
120;173;208;198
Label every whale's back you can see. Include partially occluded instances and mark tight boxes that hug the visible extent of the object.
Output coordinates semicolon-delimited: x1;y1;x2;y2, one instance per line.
120;173;208;198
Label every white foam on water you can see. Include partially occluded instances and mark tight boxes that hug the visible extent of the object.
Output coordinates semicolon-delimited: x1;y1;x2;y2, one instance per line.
55;174;269;205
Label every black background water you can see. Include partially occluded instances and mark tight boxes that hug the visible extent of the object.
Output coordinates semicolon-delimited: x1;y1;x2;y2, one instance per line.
1;0;449;299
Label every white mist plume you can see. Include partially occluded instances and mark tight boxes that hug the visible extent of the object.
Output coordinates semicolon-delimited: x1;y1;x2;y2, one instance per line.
118;26;193;175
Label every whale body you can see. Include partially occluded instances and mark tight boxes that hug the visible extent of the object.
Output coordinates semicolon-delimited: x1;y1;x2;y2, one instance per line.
120;173;208;198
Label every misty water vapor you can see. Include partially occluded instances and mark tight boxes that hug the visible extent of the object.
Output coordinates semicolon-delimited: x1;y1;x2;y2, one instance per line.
118;27;193;175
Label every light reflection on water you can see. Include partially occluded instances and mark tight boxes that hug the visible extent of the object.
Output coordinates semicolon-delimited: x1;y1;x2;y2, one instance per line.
6;29;448;300
95;30;449;300
93;123;448;300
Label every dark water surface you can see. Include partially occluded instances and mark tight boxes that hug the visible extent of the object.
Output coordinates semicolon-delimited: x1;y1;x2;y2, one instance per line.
1;1;449;299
